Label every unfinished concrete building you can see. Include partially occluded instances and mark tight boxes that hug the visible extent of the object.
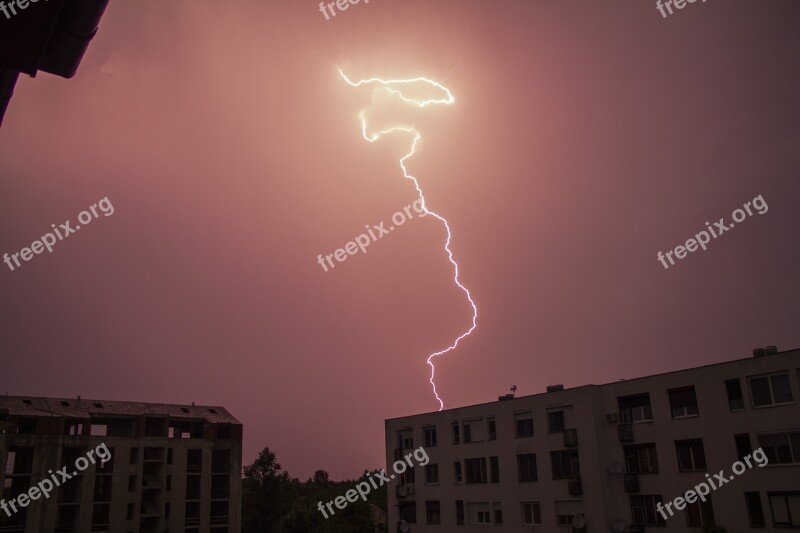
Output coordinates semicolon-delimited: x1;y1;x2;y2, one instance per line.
0;396;242;533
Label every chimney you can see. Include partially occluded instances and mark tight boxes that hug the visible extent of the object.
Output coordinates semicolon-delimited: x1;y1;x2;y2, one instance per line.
547;384;564;393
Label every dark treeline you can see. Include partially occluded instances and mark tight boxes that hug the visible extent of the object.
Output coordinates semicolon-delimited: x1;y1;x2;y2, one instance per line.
242;447;386;533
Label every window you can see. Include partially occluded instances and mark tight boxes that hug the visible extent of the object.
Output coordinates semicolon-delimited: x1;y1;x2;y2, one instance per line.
487;417;496;441
551;450;580;480
726;379;745;411
735;433;753;461
676;440;706;471
758;432;800;464
465;458;487;484
514;411;533;437
768;492;800;527
630;495;666;526
521;501;541;525
126;503;135;520
490;456;500;483
400;465;415;485
128;475;136;491
451;422;460;444
129;447;139;465
397;429;413;450
456;500;464;526
92;503;110;530
453;461;462;483
517;453;537;482
424;464;439;484
669;386;699;418
548;410;565;433
463;423;472;443
624;443;659;474
744;492;766;527
425;501;441;525
463;418;485;443
749;373;793;407
398;502;417;524
619;393;652;423
492;502;503;525
477;511;491;524
423;426;437;448
686;497;715;527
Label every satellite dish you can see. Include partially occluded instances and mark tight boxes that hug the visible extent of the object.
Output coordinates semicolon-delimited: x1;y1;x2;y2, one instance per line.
573;514;586;528
609;461;624;475
397;485;408;497
399;521;411;533
612;519;626;531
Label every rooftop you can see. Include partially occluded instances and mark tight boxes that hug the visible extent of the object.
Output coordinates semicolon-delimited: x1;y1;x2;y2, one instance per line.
0;395;241;425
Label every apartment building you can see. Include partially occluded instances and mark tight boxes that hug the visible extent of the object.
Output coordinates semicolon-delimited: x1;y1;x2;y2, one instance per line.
385;347;800;532
0;396;242;533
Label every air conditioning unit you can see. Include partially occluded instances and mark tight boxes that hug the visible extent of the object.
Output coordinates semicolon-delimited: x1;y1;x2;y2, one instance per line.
618;423;633;442
606;413;617;423
398;520;411;533
396;485;415;498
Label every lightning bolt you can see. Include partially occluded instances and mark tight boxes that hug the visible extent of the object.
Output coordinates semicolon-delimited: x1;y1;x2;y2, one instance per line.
339;68;477;411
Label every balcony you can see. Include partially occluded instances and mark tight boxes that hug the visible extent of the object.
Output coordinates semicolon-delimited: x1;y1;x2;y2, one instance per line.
618;423;633;442
624;473;640;493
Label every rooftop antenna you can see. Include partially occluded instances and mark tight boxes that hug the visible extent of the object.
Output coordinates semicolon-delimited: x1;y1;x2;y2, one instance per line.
510;385;517;397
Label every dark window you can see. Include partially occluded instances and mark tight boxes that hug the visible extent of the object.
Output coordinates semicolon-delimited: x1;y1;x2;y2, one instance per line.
451;422;460;445
551;450;580;480
686;498;715;527
216;424;232;439
167;448;173;465
93;476;112;502
521;502;541;525
744;492;765;527
487;418;497;441
453;461;462;483
735;433;753;461
400;465;415;485
630;495;666;526
463;423;472;443
676;440;706;471
424;464;439;484
423;426;437;448
187;449;203;473
398;502;416;524
669;386;699;418
768;492;800;527
91;503;110;530
493;504;503;524
515;412;533;438
17;417;36;434
126;503;135;520
128;475;136;491
726;379;745;411
490;456;500;483
619;394;652;423
624;443;659;474
758;433;800;464
456;500;465;525
425;501;441;525
464;458;487;484
517;454;537;482
548;411;565;433
750;373;793;407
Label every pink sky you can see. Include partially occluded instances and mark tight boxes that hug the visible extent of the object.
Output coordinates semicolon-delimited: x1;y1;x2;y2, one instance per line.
1;0;799;479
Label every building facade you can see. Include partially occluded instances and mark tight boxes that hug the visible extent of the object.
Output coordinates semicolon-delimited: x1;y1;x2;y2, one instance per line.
0;396;242;533
386;347;800;532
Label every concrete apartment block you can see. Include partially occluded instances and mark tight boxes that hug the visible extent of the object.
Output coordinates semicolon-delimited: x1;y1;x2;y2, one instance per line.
0;397;242;533
386;347;800;532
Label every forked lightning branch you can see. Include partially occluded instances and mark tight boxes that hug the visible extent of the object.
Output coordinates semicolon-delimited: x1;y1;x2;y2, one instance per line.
339;68;478;410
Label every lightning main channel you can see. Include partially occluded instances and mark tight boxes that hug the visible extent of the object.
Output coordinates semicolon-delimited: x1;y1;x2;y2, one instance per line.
339;68;477;411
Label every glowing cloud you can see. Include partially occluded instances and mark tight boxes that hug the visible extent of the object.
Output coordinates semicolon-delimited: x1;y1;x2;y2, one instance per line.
339;68;477;411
